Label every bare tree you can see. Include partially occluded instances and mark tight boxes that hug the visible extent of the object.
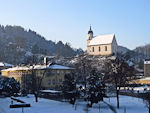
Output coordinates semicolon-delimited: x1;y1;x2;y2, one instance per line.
104;57;135;108
74;55;92;95
30;55;48;102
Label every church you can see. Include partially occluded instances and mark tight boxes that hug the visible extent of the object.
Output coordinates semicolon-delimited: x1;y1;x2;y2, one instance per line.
87;26;118;56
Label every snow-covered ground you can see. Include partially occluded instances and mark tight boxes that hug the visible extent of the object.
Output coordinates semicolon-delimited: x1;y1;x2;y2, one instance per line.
0;95;148;113
120;85;150;93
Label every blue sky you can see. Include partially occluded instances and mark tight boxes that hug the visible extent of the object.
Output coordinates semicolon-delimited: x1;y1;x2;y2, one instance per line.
0;0;150;50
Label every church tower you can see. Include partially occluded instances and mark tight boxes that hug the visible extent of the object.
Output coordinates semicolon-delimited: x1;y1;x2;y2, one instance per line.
87;26;93;54
88;26;93;40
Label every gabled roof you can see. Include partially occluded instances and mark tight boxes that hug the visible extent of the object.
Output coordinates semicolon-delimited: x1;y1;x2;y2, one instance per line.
89;34;115;46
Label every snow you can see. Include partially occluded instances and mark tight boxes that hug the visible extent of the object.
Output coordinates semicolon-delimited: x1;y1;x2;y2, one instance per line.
135;68;144;72
40;90;61;93
2;64;74;71
25;51;33;56
2;66;31;71
139;77;150;80
121;86;150;93
144;61;150;64
0;62;13;67
0;95;148;113
89;34;115;46
127;60;134;66
48;64;74;70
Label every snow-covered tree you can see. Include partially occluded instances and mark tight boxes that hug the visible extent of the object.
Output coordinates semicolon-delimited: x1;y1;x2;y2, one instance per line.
1;77;20;96
86;69;105;107
62;73;77;104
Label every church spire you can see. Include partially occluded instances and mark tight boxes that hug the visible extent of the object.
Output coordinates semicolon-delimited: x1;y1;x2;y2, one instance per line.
88;26;93;34
89;25;92;31
88;26;93;40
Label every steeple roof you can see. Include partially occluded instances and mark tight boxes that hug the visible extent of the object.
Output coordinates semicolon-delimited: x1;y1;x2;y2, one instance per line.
88;26;93;34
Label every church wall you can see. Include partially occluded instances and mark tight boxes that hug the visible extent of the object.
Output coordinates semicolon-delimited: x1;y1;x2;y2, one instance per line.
87;44;112;56
111;38;118;55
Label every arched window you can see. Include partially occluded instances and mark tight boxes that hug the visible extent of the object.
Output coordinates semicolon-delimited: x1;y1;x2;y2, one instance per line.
99;47;101;52
105;46;107;51
92;47;94;52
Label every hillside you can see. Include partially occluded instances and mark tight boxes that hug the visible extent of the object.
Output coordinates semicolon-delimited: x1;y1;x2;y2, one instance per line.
0;25;83;64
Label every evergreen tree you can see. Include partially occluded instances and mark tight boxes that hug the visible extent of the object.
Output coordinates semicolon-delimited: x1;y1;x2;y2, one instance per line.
86;70;105;107
62;73;77;104
1;77;20;96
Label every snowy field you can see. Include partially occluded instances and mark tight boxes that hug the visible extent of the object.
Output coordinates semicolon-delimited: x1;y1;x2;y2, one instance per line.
0;95;148;113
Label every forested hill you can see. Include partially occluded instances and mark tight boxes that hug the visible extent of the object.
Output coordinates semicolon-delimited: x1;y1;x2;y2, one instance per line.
0;25;83;64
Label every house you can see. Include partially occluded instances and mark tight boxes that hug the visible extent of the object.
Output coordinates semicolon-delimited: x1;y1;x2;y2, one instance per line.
130;60;150;85
1;64;74;91
87;26;118;56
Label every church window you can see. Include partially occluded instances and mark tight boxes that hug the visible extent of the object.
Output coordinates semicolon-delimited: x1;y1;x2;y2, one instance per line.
105;46;107;51
92;47;94;52
99;47;101;52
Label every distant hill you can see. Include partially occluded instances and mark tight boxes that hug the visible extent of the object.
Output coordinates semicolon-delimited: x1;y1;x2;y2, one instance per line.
0;25;83;65
117;44;150;69
117;45;130;54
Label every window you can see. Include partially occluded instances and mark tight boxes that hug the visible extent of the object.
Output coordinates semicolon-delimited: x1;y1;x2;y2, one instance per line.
52;79;55;85
59;79;62;82
57;70;60;75
105;46;107;51
99;47;101;52
48;80;51;85
46;72;51;77
92;47;94;52
52;70;56;75
62;71;65;75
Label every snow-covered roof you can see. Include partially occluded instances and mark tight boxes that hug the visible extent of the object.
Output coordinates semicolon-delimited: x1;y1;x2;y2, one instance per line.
2;66;31;71
0;62;13;67
1;64;74;71
89;34;115;46
139;77;150;81
40;90;61;93
144;61;150;64
48;64;74;70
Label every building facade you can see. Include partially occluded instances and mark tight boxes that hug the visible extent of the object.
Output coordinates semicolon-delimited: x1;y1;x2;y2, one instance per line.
87;26;118;56
144;60;150;77
1;64;74;90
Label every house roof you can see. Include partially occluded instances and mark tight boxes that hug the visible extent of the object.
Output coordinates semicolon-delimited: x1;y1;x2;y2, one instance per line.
89;34;115;46
0;62;13;67
144;61;150;64
1;64;74;71
47;64;74;70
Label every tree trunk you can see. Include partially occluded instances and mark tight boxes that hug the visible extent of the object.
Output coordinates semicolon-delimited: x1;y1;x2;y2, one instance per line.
149;101;150;113
116;85;119;108
35;92;38;102
117;90;119;108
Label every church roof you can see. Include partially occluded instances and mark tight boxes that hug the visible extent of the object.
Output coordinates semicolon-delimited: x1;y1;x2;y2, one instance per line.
89;34;115;46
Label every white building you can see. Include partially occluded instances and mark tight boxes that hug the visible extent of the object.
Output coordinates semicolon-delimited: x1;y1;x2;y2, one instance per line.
87;26;118;56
